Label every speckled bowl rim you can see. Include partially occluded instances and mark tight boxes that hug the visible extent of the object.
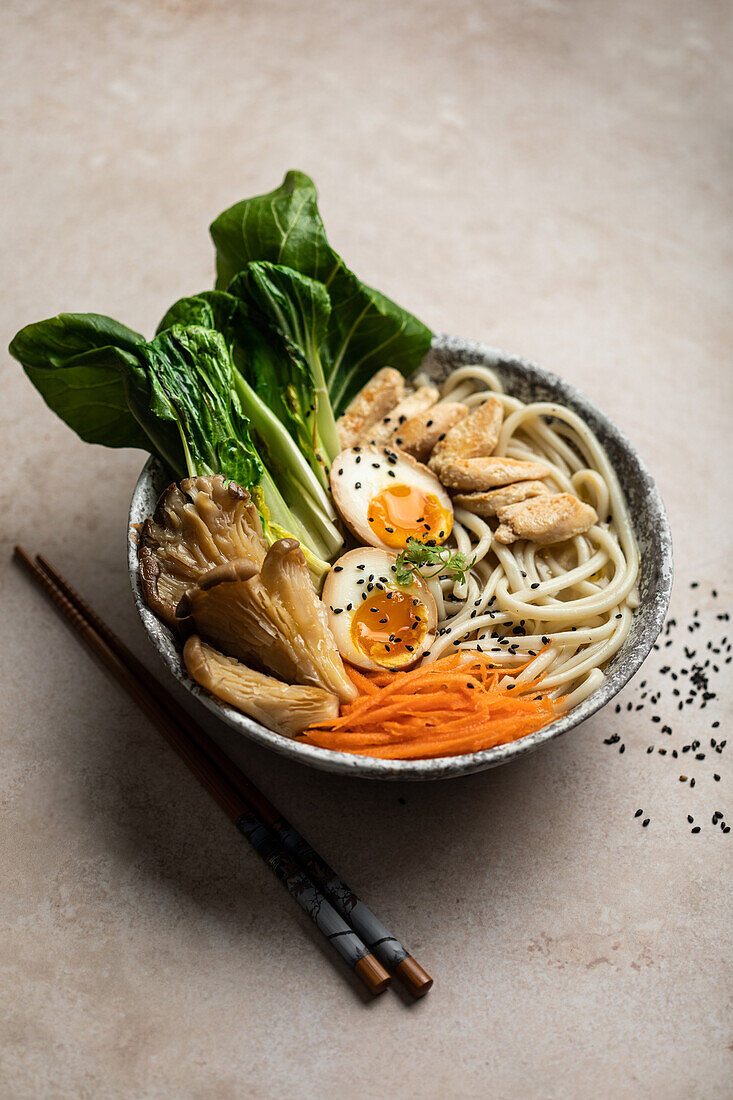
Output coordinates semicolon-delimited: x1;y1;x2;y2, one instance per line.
128;334;673;781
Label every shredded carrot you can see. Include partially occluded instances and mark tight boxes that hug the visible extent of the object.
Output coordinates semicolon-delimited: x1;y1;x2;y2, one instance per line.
298;650;561;759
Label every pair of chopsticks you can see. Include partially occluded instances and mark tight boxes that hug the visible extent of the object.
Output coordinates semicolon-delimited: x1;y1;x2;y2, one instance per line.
14;547;432;1000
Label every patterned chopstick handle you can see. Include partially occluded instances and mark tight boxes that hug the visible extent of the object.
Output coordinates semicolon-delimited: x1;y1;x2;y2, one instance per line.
272;818;410;969
236;809;373;970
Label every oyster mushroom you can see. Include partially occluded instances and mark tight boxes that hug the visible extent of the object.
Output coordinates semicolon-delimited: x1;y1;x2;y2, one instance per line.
177;541;357;704
184;636;339;737
138;475;266;628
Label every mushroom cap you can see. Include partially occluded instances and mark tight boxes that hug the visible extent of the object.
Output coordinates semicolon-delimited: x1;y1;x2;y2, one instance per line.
176;539;357;704
138;475;265;628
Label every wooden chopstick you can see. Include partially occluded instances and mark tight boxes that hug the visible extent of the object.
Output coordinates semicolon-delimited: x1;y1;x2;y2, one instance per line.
35;553;433;999
14;547;391;997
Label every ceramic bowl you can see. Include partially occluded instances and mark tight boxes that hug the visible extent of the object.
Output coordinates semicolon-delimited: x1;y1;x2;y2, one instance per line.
128;335;673;780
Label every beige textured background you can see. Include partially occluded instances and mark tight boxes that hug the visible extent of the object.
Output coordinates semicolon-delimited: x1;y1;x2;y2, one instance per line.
2;1;732;1097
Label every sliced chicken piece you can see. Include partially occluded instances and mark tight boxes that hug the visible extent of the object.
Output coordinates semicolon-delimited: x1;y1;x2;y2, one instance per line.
336;368;405;449
438;456;551;491
494;493;598;545
452;480;550;517
429;396;503;475
184;636;339;737
390;402;468;462
363;384;440;446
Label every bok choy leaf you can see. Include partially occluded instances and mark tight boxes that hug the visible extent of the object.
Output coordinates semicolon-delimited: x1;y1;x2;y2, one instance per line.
9;315;335;581
156;291;342;556
210;170;432;414
227;262;340;464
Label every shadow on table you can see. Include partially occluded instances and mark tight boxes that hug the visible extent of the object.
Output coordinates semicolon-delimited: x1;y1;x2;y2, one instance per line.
65;607;591;1007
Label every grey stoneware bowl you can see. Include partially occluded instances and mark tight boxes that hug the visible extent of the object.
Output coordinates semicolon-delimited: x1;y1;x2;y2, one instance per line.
128;334;673;781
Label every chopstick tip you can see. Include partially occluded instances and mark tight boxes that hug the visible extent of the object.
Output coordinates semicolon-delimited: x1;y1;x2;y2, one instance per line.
354;953;391;996
395;956;434;998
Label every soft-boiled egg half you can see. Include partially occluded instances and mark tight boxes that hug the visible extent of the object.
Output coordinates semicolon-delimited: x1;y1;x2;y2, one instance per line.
323;548;438;671
330;444;453;552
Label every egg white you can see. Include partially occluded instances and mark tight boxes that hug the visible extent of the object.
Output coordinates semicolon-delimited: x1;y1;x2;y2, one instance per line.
330;444;453;552
322;547;438;671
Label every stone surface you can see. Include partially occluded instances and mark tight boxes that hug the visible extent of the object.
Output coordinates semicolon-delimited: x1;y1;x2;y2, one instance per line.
1;1;731;1097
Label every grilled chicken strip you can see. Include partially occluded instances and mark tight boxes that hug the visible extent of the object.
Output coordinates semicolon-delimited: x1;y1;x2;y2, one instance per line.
362;385;439;446
493;493;598;545
438;456;551;491
336;367;405;449
429;396;504;474
452;480;550;517
390;402;468;462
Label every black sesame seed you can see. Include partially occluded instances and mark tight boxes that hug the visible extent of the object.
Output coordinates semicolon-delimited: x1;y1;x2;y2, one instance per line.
691;826;701;834
355;482;361;489
642;818;650;827
635;808;643;818
333;565;343;572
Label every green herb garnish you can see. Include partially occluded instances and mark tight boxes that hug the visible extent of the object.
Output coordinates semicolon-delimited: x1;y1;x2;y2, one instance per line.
394;538;475;586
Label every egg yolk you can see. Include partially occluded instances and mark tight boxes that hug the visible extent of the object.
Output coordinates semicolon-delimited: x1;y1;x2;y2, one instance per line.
367;484;452;550
350;587;428;668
